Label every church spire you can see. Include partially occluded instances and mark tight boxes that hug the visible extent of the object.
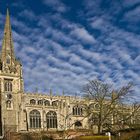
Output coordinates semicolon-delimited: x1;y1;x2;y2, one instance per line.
1;9;15;64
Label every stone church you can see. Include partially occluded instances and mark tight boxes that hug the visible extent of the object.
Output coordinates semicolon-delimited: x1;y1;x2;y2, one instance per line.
0;10;96;137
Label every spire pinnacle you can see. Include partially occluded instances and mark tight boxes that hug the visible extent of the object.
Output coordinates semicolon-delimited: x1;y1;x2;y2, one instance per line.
1;9;15;64
6;8;9;16
50;89;52;96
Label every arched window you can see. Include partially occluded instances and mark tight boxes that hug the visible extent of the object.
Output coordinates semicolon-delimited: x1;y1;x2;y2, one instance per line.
73;105;83;116
52;100;59;106
38;100;43;105
6;56;11;64
46;111;57;129
89;103;95;109
30;99;36;105
44;100;50;106
4;81;12;92
6;58;10;64
0;61;2;70
6;100;11;108
94;104;100;110
29;110;41;129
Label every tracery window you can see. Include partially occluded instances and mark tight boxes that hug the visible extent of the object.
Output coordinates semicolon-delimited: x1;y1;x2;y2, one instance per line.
94;104;100;110
30;99;36;105
4;81;12;92
73;105;83;116
44;100;50;106
29;110;41;128
38;100;43;105
46;111;57;128
52;100;58;106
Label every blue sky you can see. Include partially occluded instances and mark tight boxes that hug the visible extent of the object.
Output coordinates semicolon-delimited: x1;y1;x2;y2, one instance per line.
0;0;139;100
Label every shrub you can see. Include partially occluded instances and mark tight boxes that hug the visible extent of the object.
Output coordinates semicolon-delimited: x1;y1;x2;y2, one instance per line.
22;134;33;140
129;134;140;140
74;136;109;140
41;135;53;140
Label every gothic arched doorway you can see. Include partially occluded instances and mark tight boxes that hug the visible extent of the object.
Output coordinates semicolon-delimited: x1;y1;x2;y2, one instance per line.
75;121;82;129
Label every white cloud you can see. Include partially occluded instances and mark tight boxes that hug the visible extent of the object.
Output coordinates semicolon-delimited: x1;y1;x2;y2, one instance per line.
122;0;140;7
123;6;140;22
0;2;139;101
19;9;36;20
135;55;140;64
70;27;96;44
43;0;68;13
90;17;104;29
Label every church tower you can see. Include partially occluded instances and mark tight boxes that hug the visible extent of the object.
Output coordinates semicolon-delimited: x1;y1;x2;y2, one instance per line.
0;9;24;134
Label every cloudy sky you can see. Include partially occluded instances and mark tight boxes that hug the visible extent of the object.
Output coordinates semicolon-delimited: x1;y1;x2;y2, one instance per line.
0;0;139;100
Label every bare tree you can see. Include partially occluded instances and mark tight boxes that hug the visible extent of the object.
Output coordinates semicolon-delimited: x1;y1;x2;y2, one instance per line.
83;79;139;134
115;103;140;130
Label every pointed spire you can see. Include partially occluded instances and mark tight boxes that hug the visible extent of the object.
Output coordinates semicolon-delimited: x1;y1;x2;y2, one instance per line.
1;8;15;64
62;90;65;96
50;89;52;96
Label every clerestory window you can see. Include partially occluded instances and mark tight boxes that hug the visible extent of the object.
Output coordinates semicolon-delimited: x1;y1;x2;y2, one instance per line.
52;100;58;106
44;100;50;106
30;99;36;105
38;100;43;105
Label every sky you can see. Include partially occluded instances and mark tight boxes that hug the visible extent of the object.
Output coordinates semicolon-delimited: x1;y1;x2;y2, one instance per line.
0;0;139;100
